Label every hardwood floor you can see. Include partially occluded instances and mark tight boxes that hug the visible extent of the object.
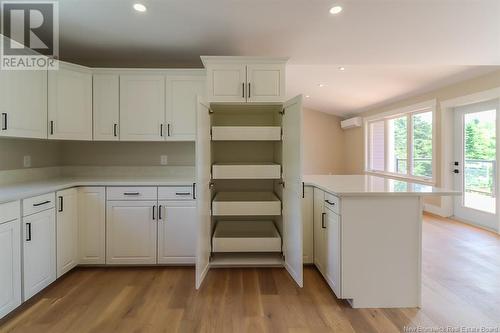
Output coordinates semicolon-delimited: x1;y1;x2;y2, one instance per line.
1;214;499;333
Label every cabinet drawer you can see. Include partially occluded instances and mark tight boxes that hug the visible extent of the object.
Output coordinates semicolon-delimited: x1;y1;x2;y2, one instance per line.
158;186;194;200
23;193;55;217
107;187;157;201
0;201;20;224
324;192;340;214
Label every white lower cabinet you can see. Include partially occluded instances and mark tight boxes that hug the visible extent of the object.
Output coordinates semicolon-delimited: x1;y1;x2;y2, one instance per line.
23;208;56;301
106;200;158;264
0;201;21;319
78;187;106;264
302;186;314;264
56;188;79;277
325;208;341;298
313;188;326;273
157;200;196;264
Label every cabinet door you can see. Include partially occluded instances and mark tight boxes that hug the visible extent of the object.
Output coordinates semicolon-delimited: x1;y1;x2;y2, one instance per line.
302;186;314;264
48;63;92;140
78;187;105;265
0;69;47;139
165;75;205;141
157;200;196;264
282;95;304;286
326;209;341;298
246;64;285;103
195;98;211;289
93;74;119;141
206;64;246;102
0;219;21;319
23;209;56;301
313;187;326;274
106;200;157;264
120;75;165;141
56;188;78;277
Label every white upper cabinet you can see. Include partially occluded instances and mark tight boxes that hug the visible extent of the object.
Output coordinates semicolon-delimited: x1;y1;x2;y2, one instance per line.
56;188;79;277
165;75;205;141
201;57;287;103
246;64;285;102
93;74;119;141
0;69;47;139
120;75;165;141
48;62;92;140
205;63;246;103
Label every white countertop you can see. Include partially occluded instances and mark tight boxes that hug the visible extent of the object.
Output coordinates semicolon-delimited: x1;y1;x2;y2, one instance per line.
0;176;195;204
303;175;459;197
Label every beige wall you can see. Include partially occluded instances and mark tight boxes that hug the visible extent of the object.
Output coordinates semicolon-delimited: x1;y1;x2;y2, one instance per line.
343;69;500;207
0;138;62;170
303;108;345;175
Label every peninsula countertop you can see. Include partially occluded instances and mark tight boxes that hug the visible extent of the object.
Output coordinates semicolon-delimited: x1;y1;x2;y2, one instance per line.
0;176;195;204
303;174;459;197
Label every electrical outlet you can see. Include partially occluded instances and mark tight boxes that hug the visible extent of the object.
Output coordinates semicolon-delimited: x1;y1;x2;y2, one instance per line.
160;155;168;165
23;155;31;168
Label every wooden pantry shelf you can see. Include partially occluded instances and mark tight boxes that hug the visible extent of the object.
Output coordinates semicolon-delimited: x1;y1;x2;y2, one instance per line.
212;162;281;179
211;126;281;141
212;220;281;253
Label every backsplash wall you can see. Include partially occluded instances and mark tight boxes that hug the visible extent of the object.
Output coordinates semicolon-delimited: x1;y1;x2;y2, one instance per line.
0;138;62;170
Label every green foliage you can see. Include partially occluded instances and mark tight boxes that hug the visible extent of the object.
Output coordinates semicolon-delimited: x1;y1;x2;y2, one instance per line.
464;118;495;160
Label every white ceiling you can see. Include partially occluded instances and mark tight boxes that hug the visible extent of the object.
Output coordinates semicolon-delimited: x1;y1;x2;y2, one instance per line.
56;0;500;115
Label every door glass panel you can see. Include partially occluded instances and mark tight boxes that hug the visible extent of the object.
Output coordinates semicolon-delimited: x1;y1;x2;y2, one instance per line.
463;109;496;213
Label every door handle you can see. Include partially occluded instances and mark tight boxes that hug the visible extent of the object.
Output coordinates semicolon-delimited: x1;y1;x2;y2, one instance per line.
321;212;326;229
1;113;7;130
26;223;32;241
453;169;460;174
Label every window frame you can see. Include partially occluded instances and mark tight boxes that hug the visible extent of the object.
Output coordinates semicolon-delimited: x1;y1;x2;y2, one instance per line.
364;99;437;184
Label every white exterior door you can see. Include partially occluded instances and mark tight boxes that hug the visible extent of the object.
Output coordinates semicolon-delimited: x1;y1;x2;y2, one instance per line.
56;188;79;277
0;219;21;319
157;200;197;264
48;63;92;140
206;64;246;102
120;75;165;141
454;99;499;231
0;69;47;139
325;208;341;298
246;64;285;103
23;209;56;301
106;200;158;264
165;75;205;141
93;74;119;141
195;98;212;289
78;187;106;265
313;188;326;273
282;95;304;286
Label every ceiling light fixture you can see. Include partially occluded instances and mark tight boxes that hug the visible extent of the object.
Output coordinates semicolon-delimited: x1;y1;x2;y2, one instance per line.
318;84;327;88
305;95;311;98
338;66;345;71
133;3;147;12
329;5;343;15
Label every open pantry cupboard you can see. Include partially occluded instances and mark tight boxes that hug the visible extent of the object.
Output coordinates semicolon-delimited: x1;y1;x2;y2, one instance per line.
195;95;304;288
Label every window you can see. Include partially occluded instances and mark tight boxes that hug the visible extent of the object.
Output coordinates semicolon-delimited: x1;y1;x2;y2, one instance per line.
366;101;435;182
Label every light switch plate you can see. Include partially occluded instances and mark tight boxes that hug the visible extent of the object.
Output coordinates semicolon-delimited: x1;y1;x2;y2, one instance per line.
23;155;31;168
160;155;168;165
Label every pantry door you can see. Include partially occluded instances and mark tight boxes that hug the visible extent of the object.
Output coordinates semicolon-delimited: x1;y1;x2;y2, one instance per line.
195;97;212;289
453;99;499;231
282;95;304;287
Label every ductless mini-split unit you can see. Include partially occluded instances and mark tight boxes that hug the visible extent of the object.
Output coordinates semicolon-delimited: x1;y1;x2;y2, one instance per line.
341;117;362;129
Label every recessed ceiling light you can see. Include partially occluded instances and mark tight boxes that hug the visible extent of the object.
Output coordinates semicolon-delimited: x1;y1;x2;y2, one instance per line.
305;95;311;98
133;3;147;12
318;84;327;88
329;5;343;15
338;66;345;71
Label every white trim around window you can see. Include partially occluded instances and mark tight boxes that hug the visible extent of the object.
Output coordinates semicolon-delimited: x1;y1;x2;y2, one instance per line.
364;99;437;184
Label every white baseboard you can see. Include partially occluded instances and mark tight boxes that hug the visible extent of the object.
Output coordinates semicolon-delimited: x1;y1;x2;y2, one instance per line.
423;203;452;217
